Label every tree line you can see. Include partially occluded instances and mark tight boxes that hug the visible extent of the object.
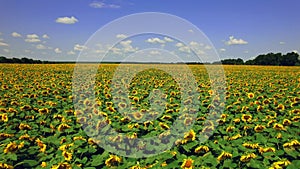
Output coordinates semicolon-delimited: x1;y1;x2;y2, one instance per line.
1;51;300;65
215;52;300;66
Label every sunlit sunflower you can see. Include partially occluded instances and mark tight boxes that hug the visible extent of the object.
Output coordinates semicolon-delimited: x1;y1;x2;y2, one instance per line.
51;162;72;169
4;142;18;153
283;140;300;149
159;122;170;130
226;126;235;132
247;93;255;99
183;129;196;142
240;153;257;162
105;155;122;167
228;134;242;141
0;113;8;122
57;123;71;132
270;159;291;169
254;125;266;132
0;162;13;169
132;112;143;120
282;119;291;126
19;123;32;130
259;147;276;154
62;151;73;161
194;145;209;153
276;104;285;111
217;151;232;161
241;114;252;122
0;133;14;140
181;158;194;169
242;143;259;149
273;123;286;131
38;108;49;115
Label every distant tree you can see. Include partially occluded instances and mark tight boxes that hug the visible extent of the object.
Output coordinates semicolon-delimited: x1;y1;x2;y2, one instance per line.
221;58;244;65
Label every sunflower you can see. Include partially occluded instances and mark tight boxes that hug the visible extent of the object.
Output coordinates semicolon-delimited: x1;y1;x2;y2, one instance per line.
38;108;49;114
105;155;122;167
51;162;72;169
233;118;241;123
282;119;291;126
181;158;194;169
0;113;8;122
57;123;71;132
19;123;32;130
240;153;257;162
228;134;242;141
132;112;143;120
161;115;172;120
254;125;266;132
73;136;86;141
217;151;232;161
270;159;291;169
283;140;300;148
259;147;276;154
247;93;255;99
4;142;18;153
184;117;193;126
276;104;285;111
273;123;286;131
0;163;13;169
159;122;170;130
194;145;209;153
62;151;73;161
241;114;252;122
242;143;259;149
226;126;235;132
0;133;14;140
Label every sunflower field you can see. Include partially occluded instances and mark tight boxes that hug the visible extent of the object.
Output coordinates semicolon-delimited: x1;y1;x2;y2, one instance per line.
0;64;300;169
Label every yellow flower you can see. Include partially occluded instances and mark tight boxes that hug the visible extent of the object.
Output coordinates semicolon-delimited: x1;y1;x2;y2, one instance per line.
51;162;72;169
38;108;49;114
132;111;143;120
242;143;259;149
183;129;196;143
0;113;8;122
105;155;122;167
217;151;232;161
283;140;300;148
73;136;86;141
19;123;32;130
181;158;194;169
159;122;170;130
195;145;209;153
0;133;14;140
240;153;257;162
276;104;285;111
233;118;240;123
247;93;255;99
282;119;291;126
4;142;18;153
273;123;286;131
270;159;291;169
254;125;266;132
58;123;71;132
241;114;252;122
41;162;47;168
0;162;14;169
62;151;73;161
228;134;242;141
259;147;276;154
161;161;167;167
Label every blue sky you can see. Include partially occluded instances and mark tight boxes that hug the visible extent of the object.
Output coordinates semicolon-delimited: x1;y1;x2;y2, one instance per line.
0;0;299;62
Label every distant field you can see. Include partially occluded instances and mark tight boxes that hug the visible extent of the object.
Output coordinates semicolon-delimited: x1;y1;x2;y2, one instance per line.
0;64;299;168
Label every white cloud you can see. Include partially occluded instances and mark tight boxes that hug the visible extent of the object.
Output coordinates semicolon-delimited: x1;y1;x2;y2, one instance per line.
164;37;174;42
36;44;46;50
0;32;2;36
188;29;194;33
178;46;191;53
42;34;50;39
56;16;78;24
120;40;138;52
279;41;285;45
146;37;165;44
244;51;249;53
225;36;248;45
89;1;120;8
67;50;76;55
25;34;40;43
74;44;87;51
204;45;212;50
54;48;62;53
220;48;226;52
292;50;298;54
11;32;22;38
3;49;9;53
175;42;184;47
0;41;9;47
116;34;128;39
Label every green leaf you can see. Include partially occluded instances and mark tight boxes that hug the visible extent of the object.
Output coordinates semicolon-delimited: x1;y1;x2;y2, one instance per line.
22;160;39;167
287;160;300;169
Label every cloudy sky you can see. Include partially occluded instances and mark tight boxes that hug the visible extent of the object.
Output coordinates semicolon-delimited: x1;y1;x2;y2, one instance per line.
0;0;299;62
